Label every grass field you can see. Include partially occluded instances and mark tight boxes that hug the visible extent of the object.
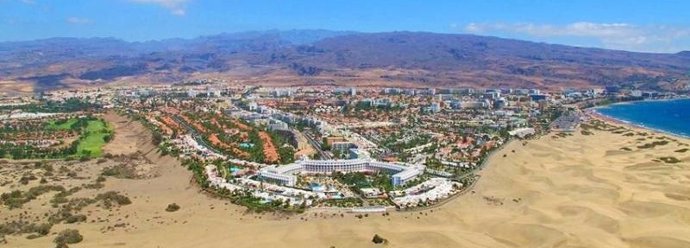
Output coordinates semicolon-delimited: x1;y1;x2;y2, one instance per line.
47;118;78;130
76;120;112;157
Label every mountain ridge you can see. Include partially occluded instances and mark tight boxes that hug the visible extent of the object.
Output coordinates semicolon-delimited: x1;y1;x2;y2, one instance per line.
1;30;689;93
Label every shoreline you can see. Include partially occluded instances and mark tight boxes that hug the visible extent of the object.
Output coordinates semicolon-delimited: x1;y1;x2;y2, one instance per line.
586;108;690;140
587;97;690;139
587;96;690;111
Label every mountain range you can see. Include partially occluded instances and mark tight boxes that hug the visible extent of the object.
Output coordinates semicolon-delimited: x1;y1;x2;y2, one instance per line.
1;30;689;94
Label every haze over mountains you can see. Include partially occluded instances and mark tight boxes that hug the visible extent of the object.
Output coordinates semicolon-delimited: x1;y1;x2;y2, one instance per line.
1;30;689;93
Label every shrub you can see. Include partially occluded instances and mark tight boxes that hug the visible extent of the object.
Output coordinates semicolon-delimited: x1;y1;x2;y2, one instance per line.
82;182;104;189
101;165;137;179
96;176;106;183
64;214;87;224
19;174;37;185
26;234;41;239
2;185;66;209
165;203;181;212
659;157;681;164
0;222;53;237
54;229;83;245
95;191;131;208
372;234;387;244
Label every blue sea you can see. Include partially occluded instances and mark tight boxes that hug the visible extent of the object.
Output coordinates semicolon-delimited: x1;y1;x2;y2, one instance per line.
596;98;690;138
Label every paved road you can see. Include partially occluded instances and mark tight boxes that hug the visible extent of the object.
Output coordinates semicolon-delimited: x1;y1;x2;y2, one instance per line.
303;131;332;159
173;115;223;155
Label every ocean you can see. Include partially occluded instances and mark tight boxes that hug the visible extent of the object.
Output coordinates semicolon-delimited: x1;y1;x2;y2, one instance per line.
595;98;690;138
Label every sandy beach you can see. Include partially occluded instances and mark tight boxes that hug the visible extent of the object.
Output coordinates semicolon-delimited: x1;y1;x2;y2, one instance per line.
2;116;690;248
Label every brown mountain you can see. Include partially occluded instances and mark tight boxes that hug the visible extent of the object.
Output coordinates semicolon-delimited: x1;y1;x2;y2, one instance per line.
1;30;689;93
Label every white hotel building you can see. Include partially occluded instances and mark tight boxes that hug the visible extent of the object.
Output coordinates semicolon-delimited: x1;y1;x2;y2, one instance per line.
259;159;425;187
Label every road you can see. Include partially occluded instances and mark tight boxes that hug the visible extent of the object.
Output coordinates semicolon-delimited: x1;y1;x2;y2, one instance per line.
302;130;332;159
172;115;224;155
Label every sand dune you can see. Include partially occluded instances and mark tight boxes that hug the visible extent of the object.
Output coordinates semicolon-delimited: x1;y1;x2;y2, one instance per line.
3;119;690;248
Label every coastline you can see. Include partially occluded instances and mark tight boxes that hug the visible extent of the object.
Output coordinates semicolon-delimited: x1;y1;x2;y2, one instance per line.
589;96;690;111
588;110;690;140
600;96;690;106
588;99;690;139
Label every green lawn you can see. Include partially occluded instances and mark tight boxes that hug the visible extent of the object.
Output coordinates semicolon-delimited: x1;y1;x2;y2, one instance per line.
76;120;112;157
85;120;105;132
47;118;78;130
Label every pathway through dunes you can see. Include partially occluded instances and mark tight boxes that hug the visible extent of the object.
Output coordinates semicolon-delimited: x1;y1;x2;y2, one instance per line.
5;121;690;248
101;111;155;156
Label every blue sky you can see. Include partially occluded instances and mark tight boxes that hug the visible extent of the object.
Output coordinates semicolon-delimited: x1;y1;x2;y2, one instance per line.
1;0;689;52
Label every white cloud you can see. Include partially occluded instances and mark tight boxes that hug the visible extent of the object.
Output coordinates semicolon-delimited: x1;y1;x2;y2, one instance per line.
130;0;189;16
462;22;690;53
66;17;92;25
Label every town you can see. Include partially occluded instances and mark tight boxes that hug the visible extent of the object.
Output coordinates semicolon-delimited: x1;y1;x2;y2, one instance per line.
0;81;679;213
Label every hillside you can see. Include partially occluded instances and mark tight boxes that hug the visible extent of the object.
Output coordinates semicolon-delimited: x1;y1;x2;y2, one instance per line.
1;30;689;94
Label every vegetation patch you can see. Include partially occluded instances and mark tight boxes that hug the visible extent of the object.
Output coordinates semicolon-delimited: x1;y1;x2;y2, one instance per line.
659;157;682;164
54;229;83;245
333;171;393;192
94;191;132;208
675;148;689;153
101;164;138;179
0;116;112;160
82;181;105;189
75;120;113;158
637;140;669;149
372;234;388;244
165;203;181;212
321;198;364;208
1;185;66;209
47;119;79;130
64;214;87;224
0;98;96;113
555;132;571;138
0;221;52;237
213;187;308;213
50;186;81;207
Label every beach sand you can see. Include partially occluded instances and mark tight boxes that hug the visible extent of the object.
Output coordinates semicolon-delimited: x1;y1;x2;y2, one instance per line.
3;118;690;248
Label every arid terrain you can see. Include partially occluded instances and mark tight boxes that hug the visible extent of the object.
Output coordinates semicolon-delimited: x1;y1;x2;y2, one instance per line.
2;114;689;248
2;31;690;96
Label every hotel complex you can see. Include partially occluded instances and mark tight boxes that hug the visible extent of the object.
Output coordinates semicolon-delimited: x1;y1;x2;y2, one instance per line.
259;159;425;187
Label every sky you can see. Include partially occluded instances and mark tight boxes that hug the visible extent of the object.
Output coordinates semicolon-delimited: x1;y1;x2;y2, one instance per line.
1;0;689;53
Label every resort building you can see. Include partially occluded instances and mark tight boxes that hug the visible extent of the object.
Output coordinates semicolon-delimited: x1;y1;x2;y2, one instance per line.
508;127;535;138
391;178;460;207
258;159;425;187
